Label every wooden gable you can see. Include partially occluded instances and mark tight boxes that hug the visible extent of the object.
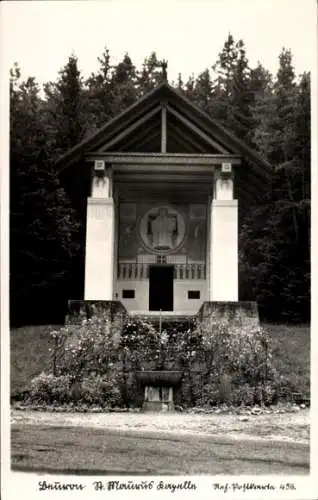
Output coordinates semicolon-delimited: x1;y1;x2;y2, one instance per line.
57;83;273;213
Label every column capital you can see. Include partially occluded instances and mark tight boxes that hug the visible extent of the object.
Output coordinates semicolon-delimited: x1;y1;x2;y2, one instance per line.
91;162;113;198
213;167;234;201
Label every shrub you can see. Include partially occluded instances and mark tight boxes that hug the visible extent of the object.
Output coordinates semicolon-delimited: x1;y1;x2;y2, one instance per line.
177;321;279;407
120;318;161;370
29;373;72;404
28;372;121;407
79;375;121;407
50;313;120;381
273;372;310;402
198;321;275;381
25;315;301;409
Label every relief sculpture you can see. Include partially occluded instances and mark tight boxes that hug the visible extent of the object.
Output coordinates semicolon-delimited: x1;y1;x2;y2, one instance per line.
148;207;178;250
139;205;186;255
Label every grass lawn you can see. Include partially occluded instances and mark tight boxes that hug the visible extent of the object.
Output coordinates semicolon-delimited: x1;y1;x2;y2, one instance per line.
10;322;310;398
264;323;310;396
11;424;309;475
10;324;61;397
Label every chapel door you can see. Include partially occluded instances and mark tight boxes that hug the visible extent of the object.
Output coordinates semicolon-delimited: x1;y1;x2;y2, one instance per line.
149;265;174;311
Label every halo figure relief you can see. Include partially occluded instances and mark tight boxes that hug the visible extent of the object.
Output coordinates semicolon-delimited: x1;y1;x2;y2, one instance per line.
139;205;186;254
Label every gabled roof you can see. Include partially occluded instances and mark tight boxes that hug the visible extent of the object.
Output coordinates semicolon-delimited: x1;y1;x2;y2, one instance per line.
56;82;272;182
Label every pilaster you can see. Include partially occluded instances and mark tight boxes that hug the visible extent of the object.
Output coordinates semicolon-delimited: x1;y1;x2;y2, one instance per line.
84;163;115;300
209;165;238;301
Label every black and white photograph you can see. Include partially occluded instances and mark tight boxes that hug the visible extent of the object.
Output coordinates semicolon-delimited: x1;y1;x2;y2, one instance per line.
1;0;316;497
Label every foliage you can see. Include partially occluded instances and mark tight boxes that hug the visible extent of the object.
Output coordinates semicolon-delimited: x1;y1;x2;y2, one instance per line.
50;313;120;380
239;54;310;322
120;318;282;407
29;373;72;404
77;374;121;407
120;317;202;371
15;317;310;408
10;66;81;326
11;322;310;407
26;314;123;407
44;55;85;157
120;318;160;370
27;372;121;407
137;52;168;95
178;321;280;407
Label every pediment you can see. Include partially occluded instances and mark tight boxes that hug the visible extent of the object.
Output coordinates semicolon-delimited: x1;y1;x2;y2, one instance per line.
57;83;273;213
57;83;271;176
95;100;231;155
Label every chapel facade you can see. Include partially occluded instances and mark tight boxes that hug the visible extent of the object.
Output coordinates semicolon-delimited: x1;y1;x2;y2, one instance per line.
58;83;271;318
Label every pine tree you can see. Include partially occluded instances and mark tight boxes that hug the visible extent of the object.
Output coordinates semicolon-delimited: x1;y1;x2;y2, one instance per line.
247;63;273;154
192;69;212;111
109;53;138;115
44;54;85;157
85;47;115;130
240;53;310;322
137;52;168;96
183;74;195;100
10;66;80;325
210;34;253;140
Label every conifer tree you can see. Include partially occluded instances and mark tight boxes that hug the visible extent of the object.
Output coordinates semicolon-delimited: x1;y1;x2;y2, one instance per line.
137;52;167;96
109;53;138;115
210;34;253;140
10;66;80;324
44;54;85;157
85;47;115;130
192;69;213;110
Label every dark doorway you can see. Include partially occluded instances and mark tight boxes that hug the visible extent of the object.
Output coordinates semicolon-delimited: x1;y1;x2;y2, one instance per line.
149;265;174;311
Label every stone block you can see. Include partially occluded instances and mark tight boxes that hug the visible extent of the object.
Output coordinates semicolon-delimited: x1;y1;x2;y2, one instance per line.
197;301;259;332
65;300;128;346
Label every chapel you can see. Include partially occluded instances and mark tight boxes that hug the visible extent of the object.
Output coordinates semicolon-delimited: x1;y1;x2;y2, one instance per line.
57;82;271;319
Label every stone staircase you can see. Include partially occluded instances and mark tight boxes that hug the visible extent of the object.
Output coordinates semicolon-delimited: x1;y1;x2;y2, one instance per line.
128;311;197;330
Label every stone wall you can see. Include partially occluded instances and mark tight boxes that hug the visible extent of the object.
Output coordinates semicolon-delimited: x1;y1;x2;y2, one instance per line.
66;300;128;347
197;301;259;332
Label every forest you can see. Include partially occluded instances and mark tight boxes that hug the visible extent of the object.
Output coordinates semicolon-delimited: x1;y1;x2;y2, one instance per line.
10;34;310;326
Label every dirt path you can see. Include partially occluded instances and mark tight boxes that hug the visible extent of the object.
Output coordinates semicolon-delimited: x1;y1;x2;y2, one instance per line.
11;424;309;475
11;409;309;444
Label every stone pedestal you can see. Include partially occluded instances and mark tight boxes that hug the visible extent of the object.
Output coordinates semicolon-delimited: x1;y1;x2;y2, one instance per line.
208;167;238;302
136;370;182;412
65;300;127;346
209;200;238;301
143;386;174;412
197;301;259;331
84;198;115;300
84;164;115;301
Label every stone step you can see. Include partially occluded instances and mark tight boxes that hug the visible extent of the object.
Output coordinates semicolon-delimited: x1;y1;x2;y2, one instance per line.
128;313;196;328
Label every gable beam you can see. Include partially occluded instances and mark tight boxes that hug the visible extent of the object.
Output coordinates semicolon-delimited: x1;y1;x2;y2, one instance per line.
87;153;242;165
98;105;161;152
167;128;206;153
168;124;210;153
119;122;160;151
130;130;161;152
167;105;230;154
123;131;159;152
161;103;167;153
172;93;272;174
167;130;197;153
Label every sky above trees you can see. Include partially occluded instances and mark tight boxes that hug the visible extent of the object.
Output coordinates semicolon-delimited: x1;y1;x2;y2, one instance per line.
1;0;315;86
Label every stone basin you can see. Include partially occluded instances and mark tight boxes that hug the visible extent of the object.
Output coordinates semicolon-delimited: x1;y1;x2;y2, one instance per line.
135;370;182;387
